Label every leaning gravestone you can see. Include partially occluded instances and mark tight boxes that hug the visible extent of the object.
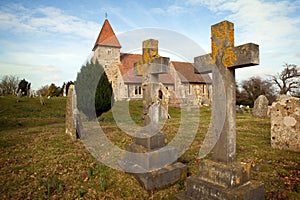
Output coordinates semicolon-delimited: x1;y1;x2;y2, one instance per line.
65;84;82;140
176;20;264;199
271;95;300;152
252;95;269;118
120;39;187;190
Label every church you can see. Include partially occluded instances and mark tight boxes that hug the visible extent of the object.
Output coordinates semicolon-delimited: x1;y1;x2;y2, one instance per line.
91;18;211;105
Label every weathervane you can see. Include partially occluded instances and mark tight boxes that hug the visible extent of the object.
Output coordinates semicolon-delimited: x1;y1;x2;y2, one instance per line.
105;12;108;19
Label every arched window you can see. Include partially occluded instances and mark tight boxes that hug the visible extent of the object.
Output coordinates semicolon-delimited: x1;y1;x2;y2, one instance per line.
158;90;163;99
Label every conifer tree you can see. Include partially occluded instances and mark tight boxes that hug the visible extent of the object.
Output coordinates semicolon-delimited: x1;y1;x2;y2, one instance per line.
75;60;114;120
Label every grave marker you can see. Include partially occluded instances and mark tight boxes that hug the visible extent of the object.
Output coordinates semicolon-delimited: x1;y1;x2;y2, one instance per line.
65;84;82;140
16;89;21;102
121;39;187;190
253;95;269;118
176;20;264;200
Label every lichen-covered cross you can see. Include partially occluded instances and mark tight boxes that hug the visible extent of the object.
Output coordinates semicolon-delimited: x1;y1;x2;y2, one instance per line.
195;21;259;164
134;39;170;132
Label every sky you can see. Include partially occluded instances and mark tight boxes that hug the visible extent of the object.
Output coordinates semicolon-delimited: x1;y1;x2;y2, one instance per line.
0;0;299;91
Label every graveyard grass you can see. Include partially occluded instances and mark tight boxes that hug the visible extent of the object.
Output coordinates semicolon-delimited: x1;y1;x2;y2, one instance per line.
0;96;299;199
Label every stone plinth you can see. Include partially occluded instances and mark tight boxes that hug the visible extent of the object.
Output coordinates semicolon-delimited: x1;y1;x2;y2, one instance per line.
176;176;264;200
124;144;178;171
134;130;167;149
135;162;187;190
271;95;300;152
175;160;264;200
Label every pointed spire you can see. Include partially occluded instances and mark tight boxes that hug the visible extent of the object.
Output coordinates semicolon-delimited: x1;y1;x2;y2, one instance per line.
93;18;121;51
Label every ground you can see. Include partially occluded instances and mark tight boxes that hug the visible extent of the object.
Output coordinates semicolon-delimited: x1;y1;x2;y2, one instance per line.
0;96;299;199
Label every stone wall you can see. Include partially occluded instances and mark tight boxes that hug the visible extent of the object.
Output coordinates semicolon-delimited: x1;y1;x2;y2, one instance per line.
270;95;300;152
92;46;120;68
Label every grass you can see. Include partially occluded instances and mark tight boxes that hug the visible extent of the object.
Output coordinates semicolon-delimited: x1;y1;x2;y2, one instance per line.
0;95;299;199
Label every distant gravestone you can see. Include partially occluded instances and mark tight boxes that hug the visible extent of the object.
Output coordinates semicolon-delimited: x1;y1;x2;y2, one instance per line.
176;20;264;200
120;39;187;190
271;95;300;152
16;89;22;102
252;95;269;118
65;84;82;140
39;92;45;105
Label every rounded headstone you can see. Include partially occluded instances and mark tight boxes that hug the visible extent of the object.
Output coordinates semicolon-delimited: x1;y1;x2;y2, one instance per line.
252;95;269;118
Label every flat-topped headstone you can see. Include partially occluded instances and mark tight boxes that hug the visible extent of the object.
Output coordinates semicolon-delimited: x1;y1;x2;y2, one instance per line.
176;20;264;200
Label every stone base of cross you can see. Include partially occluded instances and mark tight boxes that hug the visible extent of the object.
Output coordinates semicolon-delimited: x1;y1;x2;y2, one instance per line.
176;20;264;199
119;39;187;190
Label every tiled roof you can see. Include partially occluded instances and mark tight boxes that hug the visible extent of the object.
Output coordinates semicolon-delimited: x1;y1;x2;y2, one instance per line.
119;53;174;84
119;54;211;85
93;19;121;50
171;61;212;84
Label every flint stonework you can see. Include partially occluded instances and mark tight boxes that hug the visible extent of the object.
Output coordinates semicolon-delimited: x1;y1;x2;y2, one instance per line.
271;95;300;152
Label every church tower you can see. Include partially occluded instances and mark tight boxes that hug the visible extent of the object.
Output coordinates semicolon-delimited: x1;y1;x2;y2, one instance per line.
92;18;121;67
92;18;125;101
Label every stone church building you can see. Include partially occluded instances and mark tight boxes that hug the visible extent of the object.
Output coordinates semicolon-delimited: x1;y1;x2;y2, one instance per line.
92;19;211;105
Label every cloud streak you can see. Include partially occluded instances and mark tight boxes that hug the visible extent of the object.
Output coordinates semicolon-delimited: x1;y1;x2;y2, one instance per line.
0;3;99;39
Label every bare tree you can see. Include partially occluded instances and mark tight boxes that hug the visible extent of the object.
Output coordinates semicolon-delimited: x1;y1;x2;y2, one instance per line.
37;85;49;96
270;63;300;95
239;76;276;106
0;75;19;95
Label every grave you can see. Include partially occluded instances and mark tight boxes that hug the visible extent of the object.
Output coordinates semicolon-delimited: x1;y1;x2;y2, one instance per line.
252;95;269;118
65;84;82;140
270;95;300;152
39;92;45;105
120;39;187;190
176;21;264;199
16;89;21;102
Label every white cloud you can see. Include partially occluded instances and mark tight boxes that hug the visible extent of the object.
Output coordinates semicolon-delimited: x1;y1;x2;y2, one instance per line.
0;3;99;39
184;0;300;80
186;0;227;11
39;65;61;73
151;5;188;16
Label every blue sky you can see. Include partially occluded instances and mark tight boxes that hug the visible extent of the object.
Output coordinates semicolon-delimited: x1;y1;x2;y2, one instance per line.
0;0;299;90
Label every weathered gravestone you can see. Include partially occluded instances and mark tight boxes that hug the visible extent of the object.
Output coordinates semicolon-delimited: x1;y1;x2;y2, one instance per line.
39;92;45;105
253;95;269;118
16;89;22;102
65;84;82;140
120;39;187;190
271;95;300;152
176;21;264;199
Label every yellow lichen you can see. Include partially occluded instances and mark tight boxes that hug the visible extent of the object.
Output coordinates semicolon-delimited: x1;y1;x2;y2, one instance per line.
222;47;237;68
236;177;241;185
135;40;160;76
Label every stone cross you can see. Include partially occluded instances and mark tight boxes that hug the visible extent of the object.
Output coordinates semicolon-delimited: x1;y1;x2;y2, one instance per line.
195;20;259;164
134;39;170;133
